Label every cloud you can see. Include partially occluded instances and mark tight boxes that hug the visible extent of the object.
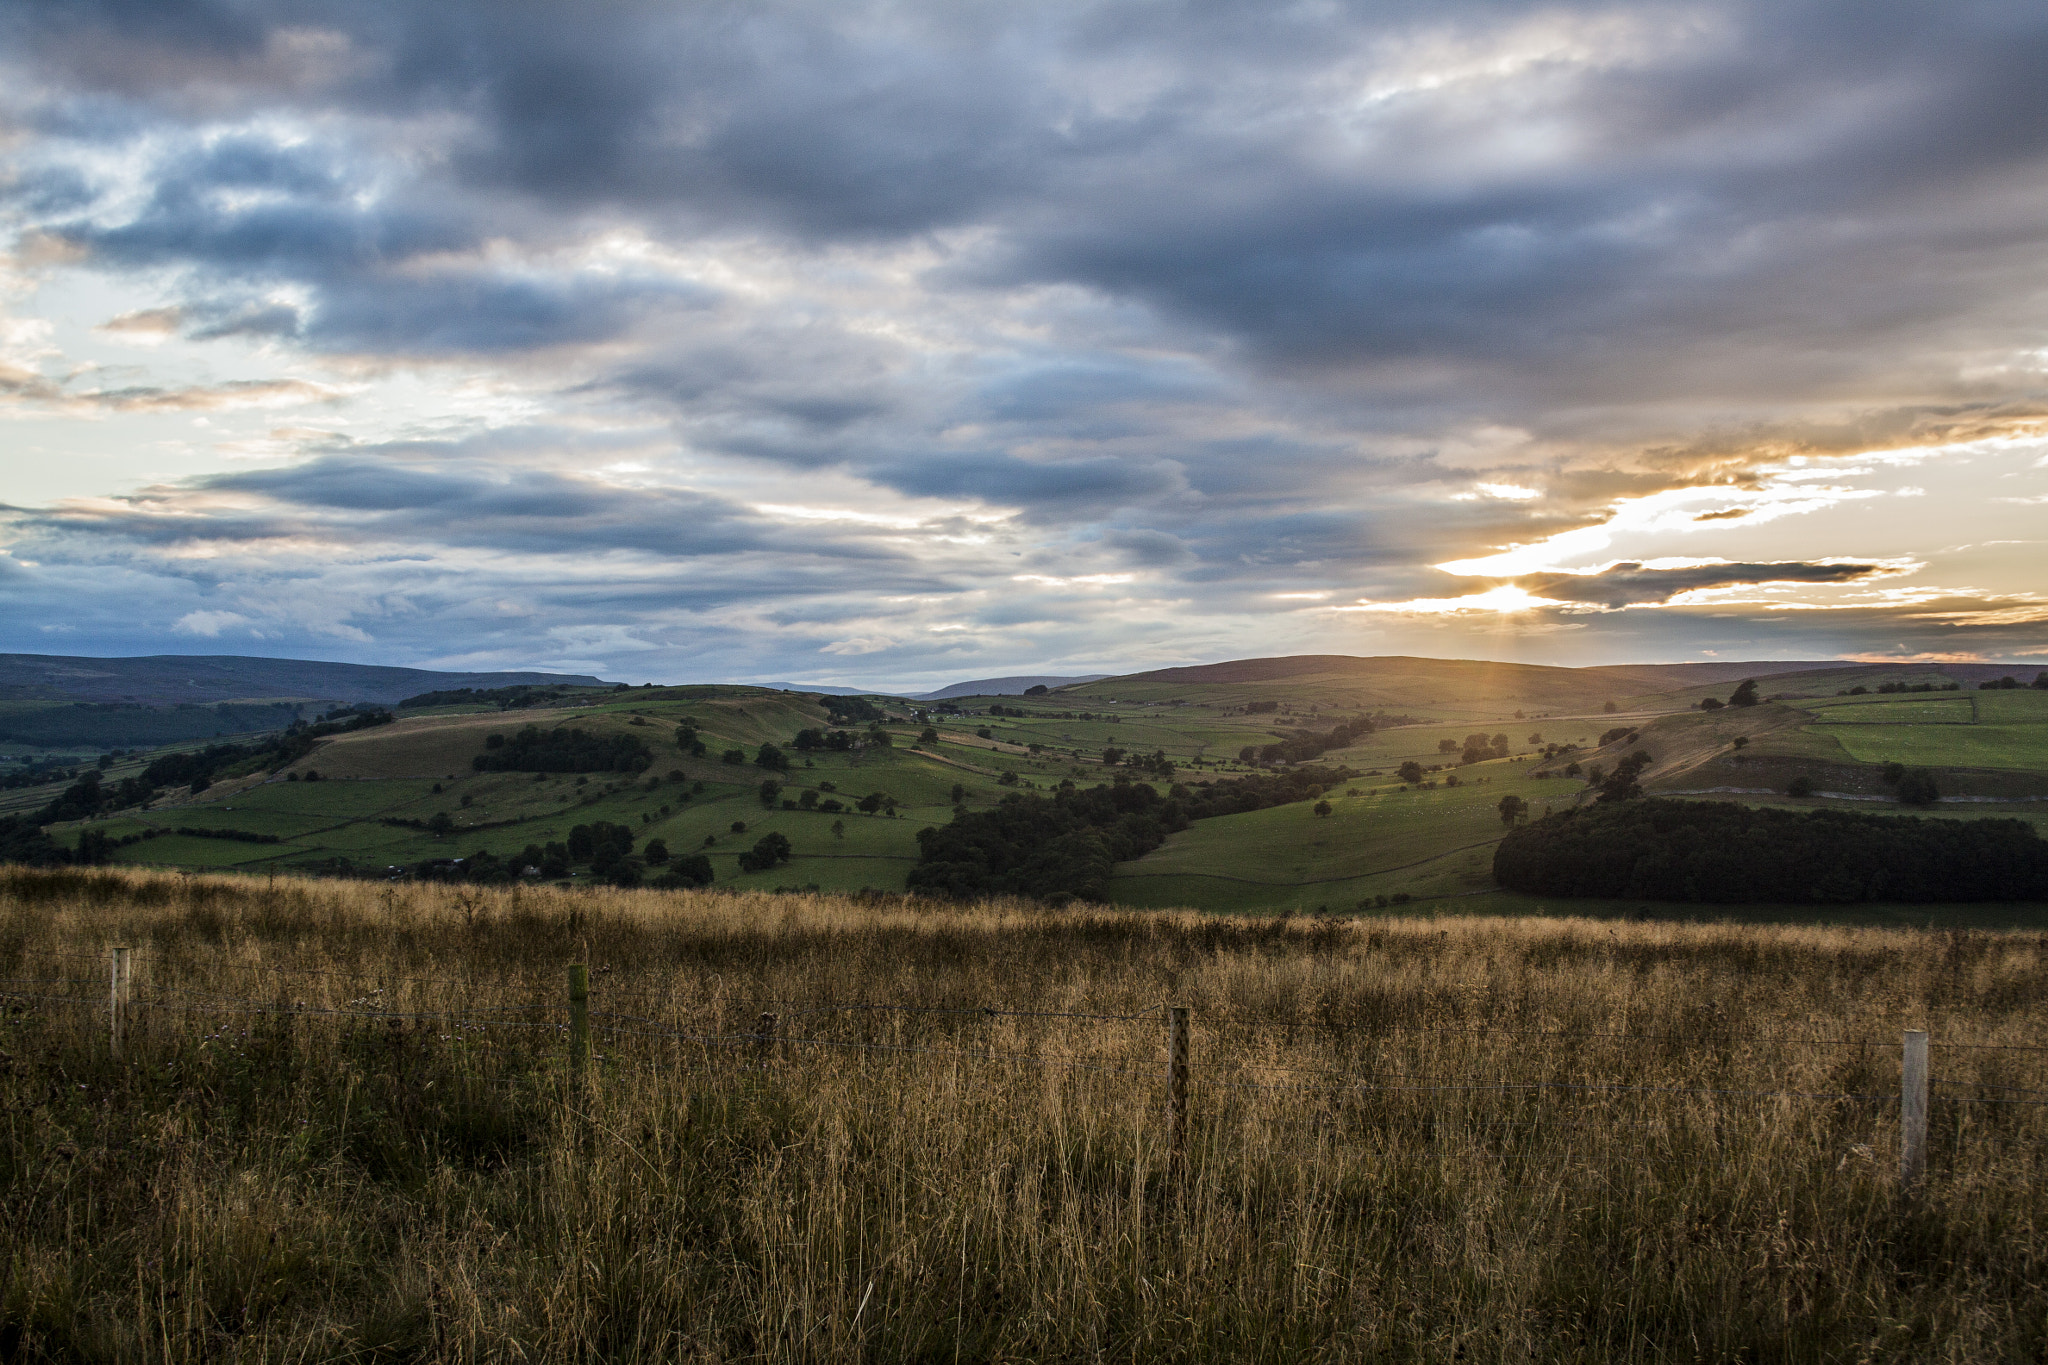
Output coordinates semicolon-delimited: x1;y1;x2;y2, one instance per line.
1515;559;1903;609
0;372;341;413
97;306;184;338
172;609;250;637
1;0;2046;679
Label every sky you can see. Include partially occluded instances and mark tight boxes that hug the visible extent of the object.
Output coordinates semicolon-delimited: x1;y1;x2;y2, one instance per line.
2;0;2046;691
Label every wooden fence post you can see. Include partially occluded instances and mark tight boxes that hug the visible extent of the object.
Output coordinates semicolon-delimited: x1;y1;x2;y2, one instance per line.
567;964;590;1078
756;1012;779;1068
109;947;132;1060
1166;1005;1190;1182
1900;1029;1929;1191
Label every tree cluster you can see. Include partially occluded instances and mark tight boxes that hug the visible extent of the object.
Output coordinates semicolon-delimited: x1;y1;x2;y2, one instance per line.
1236;718;1374;766
397;685;572;709
821;696;886;725
1493;799;2048;903
471;726;653;774
567;821;636;874
792;728;861;751
908;779;1184;902
1171;766;1357;820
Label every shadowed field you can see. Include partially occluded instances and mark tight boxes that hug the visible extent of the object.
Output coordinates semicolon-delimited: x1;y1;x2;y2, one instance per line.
3;867;2046;1361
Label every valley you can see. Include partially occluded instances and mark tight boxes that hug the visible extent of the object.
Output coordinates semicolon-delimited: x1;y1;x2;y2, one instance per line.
9;652;2043;919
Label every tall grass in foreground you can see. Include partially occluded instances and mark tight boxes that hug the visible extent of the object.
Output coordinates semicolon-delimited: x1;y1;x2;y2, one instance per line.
2;867;2045;1362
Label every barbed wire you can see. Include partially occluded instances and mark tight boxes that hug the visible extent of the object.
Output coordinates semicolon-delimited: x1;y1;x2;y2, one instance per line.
13;944;2048;1053
1934;1078;2048;1096
1194;1074;1894;1103
1201;1016;2048;1051
1;989;98;1008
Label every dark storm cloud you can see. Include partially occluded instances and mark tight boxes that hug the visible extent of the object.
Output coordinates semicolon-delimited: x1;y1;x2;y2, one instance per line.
867;453;1184;514
20;0;2048;398
20;453;838;561
38;125;717;354
1516;560;1895;609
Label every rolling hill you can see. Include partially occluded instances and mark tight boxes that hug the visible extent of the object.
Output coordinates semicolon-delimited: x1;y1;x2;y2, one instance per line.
12;651;2047;919
917;673;1111;700
0;653;609;705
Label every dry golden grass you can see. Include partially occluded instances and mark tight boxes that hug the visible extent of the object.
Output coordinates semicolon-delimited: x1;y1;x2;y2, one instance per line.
3;866;2045;1362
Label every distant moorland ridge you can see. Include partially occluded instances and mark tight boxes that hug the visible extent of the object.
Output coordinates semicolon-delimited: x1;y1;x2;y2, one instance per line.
1088;655;1848;690
0;653;609;705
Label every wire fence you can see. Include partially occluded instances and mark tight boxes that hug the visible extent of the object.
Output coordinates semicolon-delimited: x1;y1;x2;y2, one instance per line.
5;943;2045;1183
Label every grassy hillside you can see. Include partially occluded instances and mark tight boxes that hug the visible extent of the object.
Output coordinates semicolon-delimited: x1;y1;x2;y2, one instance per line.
1060;654;1654;716
1109;755;1558;913
3;868;2046;1360
23;658;2048;916
0;651;606;705
57;687;1080;893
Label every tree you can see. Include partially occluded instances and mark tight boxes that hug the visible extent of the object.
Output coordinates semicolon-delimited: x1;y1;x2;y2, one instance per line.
1313;800;1332;817
918;726;940;744
1594;751;1653;803
1397;761;1424;784
754;743;790;771
1602;700;1618;714
1786;775;1815;798
1728;679;1760;708
1025;684;1049;696
950;783;966;804
758;779;782;807
1699;696;1724;710
1895;769;1941;806
798;789;818;810
653;854;713;888
643;838;670;865
831;820;845;839
737;831;793;872
1497;794;1528;826
721;749;746;765
1438;738;1460;754
428;811;454;836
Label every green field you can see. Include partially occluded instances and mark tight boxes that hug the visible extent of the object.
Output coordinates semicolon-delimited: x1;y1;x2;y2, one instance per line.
1109;758;1558;912
1801;688;2048;769
1806;696;1977;724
